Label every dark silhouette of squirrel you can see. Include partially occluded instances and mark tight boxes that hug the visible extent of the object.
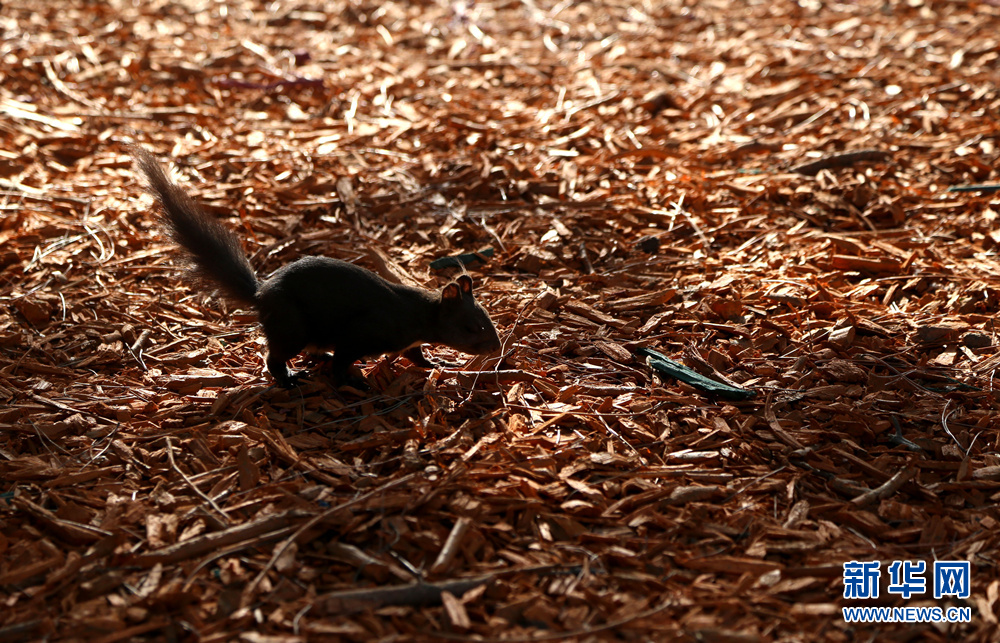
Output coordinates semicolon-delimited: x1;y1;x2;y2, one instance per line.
133;148;501;387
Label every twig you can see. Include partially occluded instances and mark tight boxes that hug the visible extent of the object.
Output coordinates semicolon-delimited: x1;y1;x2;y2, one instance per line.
431;517;472;574
851;466;917;508
165;436;231;525
946;183;1000;193
316;564;584;615
430;598;676;642
134;512;307;567
791;149;892;175
940;400;966;455
316;576;491;614
241;473;418;606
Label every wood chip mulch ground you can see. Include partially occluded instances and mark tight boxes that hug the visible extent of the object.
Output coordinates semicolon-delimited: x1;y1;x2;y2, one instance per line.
3;1;1000;641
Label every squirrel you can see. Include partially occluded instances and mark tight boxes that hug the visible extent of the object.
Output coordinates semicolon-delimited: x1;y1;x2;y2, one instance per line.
132;147;502;387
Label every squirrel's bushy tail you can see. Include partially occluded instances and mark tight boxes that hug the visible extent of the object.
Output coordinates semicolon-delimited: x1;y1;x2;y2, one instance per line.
133;148;259;305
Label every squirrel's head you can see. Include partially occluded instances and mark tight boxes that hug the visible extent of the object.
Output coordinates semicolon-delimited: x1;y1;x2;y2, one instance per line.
436;274;501;355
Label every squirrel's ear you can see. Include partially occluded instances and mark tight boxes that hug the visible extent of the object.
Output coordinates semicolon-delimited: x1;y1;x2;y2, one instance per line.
456;274;473;294
442;282;461;300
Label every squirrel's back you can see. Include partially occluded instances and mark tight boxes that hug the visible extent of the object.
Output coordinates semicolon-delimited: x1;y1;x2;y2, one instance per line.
133;148;259;305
